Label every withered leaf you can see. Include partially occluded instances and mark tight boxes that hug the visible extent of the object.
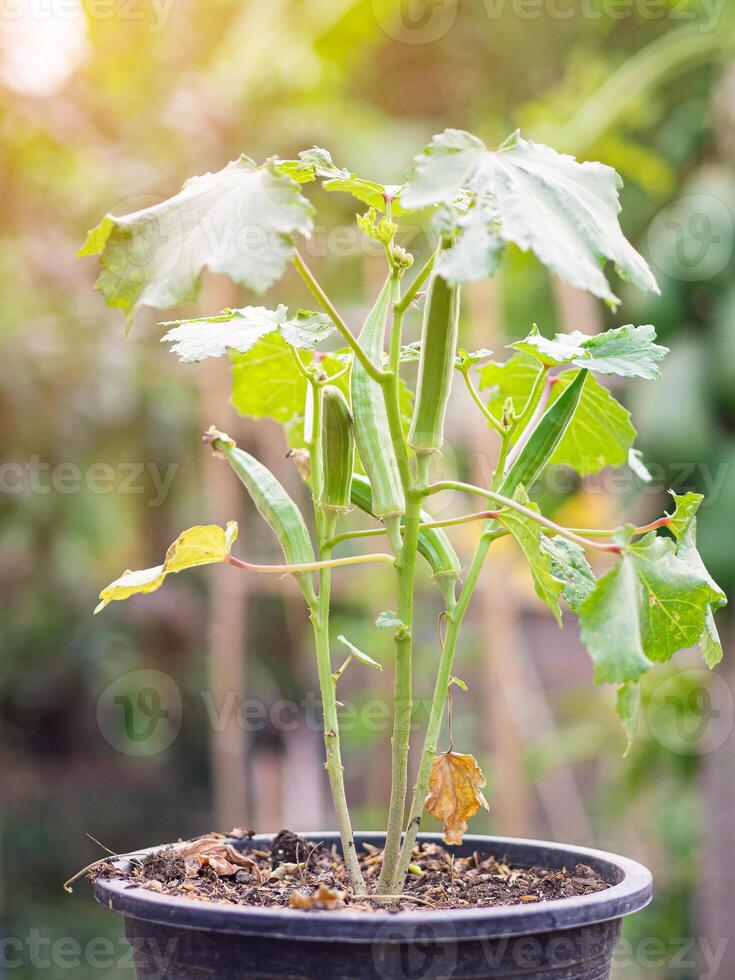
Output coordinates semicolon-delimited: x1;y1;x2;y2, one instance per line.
174;837;260;880
289;883;346;910
424;751;490;845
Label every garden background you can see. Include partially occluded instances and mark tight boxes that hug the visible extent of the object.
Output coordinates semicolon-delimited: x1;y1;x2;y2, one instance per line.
1;1;735;977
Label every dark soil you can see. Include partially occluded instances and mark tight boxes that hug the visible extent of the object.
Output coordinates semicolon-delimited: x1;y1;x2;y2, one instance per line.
90;829;610;912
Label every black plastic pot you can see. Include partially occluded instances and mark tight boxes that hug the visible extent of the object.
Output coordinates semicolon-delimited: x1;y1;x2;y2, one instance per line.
94;832;652;980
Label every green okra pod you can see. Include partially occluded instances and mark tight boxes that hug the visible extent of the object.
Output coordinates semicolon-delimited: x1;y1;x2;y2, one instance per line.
351;279;405;522
318;385;354;513
206;427;317;604
499;369;588;499
408;273;460;456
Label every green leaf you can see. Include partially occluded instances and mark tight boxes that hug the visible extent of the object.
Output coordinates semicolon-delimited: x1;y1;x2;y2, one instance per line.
510;323;668;380
572;324;668;380
674;516;727;669
616;682;640;755
275;147;349;183
480;355;636;476
95;522;238;613
455;347;494;369
509;325;589;367
497;488;564;626
666;490;704;540
549;372;635;474
337;635;382;671
579;530;722;684
436;196;504;283
401;130;659;306
324;176;407;215
375;610;406;631
540;536;596;614
161;305;334;362
78;158;314;329
231;332;309;424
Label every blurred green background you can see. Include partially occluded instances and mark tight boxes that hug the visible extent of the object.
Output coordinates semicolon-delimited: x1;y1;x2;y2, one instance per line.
1;1;735;977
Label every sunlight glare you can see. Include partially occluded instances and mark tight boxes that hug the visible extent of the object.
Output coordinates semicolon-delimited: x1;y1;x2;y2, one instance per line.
0;0;89;96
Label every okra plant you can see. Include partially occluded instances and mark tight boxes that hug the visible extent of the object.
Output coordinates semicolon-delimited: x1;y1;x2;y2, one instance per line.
83;131;726;896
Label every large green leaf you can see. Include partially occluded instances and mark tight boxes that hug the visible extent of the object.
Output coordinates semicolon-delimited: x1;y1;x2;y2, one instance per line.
579;530;722;685
497;489;564;626
540;535;596;614
510;324;668;380
161;306;334;362
668;495;727;669
480;354;636;475
79;157;313;329
400;130;659;305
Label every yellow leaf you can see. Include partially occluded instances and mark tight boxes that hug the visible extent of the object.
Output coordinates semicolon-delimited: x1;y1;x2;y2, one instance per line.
95;522;238;613
424;751;489;845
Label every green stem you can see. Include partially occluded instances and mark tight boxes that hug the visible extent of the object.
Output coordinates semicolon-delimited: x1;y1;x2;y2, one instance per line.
376;271;419;894
311;511;365;894
377;490;421;894
394;529;503;886
324;512;510;550
225;553;395;574
461;368;505;436
424;480;622;553
292;250;385;383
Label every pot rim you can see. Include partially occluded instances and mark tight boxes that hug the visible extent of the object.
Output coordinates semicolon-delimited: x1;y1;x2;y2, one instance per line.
93;832;652;943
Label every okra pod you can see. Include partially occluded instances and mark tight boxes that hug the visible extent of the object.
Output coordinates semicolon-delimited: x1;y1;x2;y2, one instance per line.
351;279;405;522
351;474;460;605
408;274;460;455
318;386;354;513
499;369;588;498
207;428;317;604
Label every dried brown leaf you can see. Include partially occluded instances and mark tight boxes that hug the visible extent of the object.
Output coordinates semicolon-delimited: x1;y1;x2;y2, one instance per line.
174;837;260;879
424;751;489;845
289;883;346;910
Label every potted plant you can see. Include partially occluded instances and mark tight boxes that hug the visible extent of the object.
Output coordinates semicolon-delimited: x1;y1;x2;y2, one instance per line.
76;131;725;979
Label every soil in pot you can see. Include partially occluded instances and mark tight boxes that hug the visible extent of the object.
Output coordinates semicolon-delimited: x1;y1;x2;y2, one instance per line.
89;827;610;912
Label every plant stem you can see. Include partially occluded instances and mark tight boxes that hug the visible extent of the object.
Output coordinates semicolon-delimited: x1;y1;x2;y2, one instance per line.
311;510;365;894
424;481;623;553
377;490;421;894
225;553;395;574
394;529;503;887
460;368;505;435
324;512;508;550
376;271;419;894
292;249;384;383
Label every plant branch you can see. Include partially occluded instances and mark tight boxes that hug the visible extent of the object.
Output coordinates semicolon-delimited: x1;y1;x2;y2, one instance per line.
225;553;396;575
461;368;505;436
310;509;365;894
394;527;505;885
292;249;384;383
424;481;622;553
